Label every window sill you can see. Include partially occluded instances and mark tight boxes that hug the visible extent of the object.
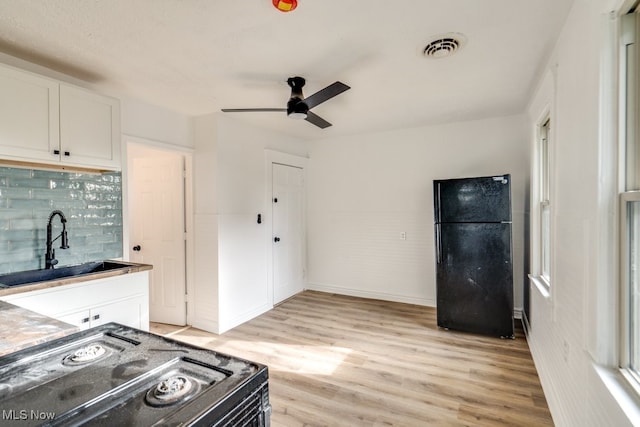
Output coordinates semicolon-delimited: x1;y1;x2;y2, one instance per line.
593;364;640;426
529;274;551;298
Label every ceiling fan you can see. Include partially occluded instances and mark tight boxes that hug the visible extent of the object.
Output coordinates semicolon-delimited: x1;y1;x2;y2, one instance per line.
221;76;350;129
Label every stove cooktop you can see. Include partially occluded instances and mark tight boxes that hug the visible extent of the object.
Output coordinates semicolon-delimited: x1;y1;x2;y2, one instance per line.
0;323;269;426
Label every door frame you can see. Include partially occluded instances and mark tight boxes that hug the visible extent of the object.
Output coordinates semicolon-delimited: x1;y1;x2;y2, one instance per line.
122;134;194;324
264;150;308;306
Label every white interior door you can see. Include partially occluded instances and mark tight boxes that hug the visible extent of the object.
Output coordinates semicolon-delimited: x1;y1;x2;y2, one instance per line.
129;145;186;325
272;163;304;304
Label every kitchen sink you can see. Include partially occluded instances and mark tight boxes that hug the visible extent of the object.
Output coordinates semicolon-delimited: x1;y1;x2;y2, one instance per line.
0;261;134;287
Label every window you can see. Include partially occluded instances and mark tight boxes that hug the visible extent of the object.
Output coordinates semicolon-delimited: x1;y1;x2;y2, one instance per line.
621;193;640;377
620;10;640;385
540;118;551;285
531;113;552;294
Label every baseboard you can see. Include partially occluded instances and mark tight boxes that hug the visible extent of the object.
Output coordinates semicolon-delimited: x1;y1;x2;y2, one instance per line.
306;282;435;307
306;282;522;319
190;318;220;335
218;302;272;334
521;311;531;335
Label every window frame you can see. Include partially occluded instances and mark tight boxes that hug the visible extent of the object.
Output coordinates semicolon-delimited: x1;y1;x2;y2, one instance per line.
539;118;552;286
531;112;553;295
619;8;640;389
620;192;640;384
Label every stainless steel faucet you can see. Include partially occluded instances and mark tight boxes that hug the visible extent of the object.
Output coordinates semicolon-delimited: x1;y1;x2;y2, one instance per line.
45;210;70;269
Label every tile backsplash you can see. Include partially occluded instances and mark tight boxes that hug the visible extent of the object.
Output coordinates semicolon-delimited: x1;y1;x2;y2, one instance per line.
0;166;123;274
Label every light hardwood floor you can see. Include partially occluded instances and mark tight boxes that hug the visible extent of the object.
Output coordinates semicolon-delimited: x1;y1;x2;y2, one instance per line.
151;291;553;426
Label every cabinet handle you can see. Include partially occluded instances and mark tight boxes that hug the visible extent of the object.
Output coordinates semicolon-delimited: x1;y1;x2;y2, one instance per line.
64;151;70;156
92;314;100;320
82;317;90;323
53;149;60;155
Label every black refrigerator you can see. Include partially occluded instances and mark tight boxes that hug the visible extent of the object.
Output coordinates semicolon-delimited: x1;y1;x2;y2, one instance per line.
433;174;514;338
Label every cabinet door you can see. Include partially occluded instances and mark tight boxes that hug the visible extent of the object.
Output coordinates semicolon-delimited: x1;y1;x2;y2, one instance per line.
57;309;92;330
59;85;121;170
0;64;60;162
91;296;145;330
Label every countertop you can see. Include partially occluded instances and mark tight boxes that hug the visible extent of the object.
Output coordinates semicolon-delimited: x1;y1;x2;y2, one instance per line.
0;260;152;297
0;300;78;357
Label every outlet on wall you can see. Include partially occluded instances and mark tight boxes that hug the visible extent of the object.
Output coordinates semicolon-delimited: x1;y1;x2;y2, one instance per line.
400;232;407;240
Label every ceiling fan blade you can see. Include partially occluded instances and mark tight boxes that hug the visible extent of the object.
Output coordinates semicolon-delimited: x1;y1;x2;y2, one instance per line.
221;108;286;112
303;81;350;110
305;111;332;129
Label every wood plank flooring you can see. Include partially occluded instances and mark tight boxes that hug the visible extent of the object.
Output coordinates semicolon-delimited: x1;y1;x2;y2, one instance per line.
150;291;553;426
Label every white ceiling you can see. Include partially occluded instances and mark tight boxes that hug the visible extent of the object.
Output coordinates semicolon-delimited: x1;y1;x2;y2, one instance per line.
0;0;574;140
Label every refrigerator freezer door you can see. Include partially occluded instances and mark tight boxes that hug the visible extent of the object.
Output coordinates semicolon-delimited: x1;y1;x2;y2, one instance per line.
434;175;511;223
436;222;514;337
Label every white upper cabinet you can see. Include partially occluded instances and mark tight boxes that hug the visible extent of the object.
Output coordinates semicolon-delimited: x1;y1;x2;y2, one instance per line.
0;63;121;170
59;85;120;169
0;64;60;162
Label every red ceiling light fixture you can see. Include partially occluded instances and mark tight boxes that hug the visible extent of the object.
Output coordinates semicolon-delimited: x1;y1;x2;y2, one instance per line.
273;0;297;12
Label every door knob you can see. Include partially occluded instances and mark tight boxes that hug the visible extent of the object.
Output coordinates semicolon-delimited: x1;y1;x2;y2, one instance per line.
132;245;141;251
274;237;280;243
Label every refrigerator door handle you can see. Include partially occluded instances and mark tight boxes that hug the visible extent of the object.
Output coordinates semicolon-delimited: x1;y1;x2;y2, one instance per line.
434;183;441;223
435;224;442;264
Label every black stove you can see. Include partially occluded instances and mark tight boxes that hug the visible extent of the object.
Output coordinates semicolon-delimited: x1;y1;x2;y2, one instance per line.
0;323;270;426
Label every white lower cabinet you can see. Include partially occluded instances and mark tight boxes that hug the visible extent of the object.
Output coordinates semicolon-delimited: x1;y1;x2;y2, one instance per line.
57;295;146;331
0;271;149;331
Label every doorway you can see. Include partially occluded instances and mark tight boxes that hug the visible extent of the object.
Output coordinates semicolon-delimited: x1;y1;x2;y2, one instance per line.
127;140;190;326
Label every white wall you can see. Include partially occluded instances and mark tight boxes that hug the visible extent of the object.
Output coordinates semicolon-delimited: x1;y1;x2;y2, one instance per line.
120;97;193;149
193;114;309;333
526;1;640;425
306;115;529;309
192;114;220;332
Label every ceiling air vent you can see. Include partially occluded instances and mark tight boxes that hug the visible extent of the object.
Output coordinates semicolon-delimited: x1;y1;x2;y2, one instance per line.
422;33;466;59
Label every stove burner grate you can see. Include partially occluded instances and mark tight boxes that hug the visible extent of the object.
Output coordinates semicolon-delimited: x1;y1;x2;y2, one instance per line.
145;375;201;407
62;344;107;366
